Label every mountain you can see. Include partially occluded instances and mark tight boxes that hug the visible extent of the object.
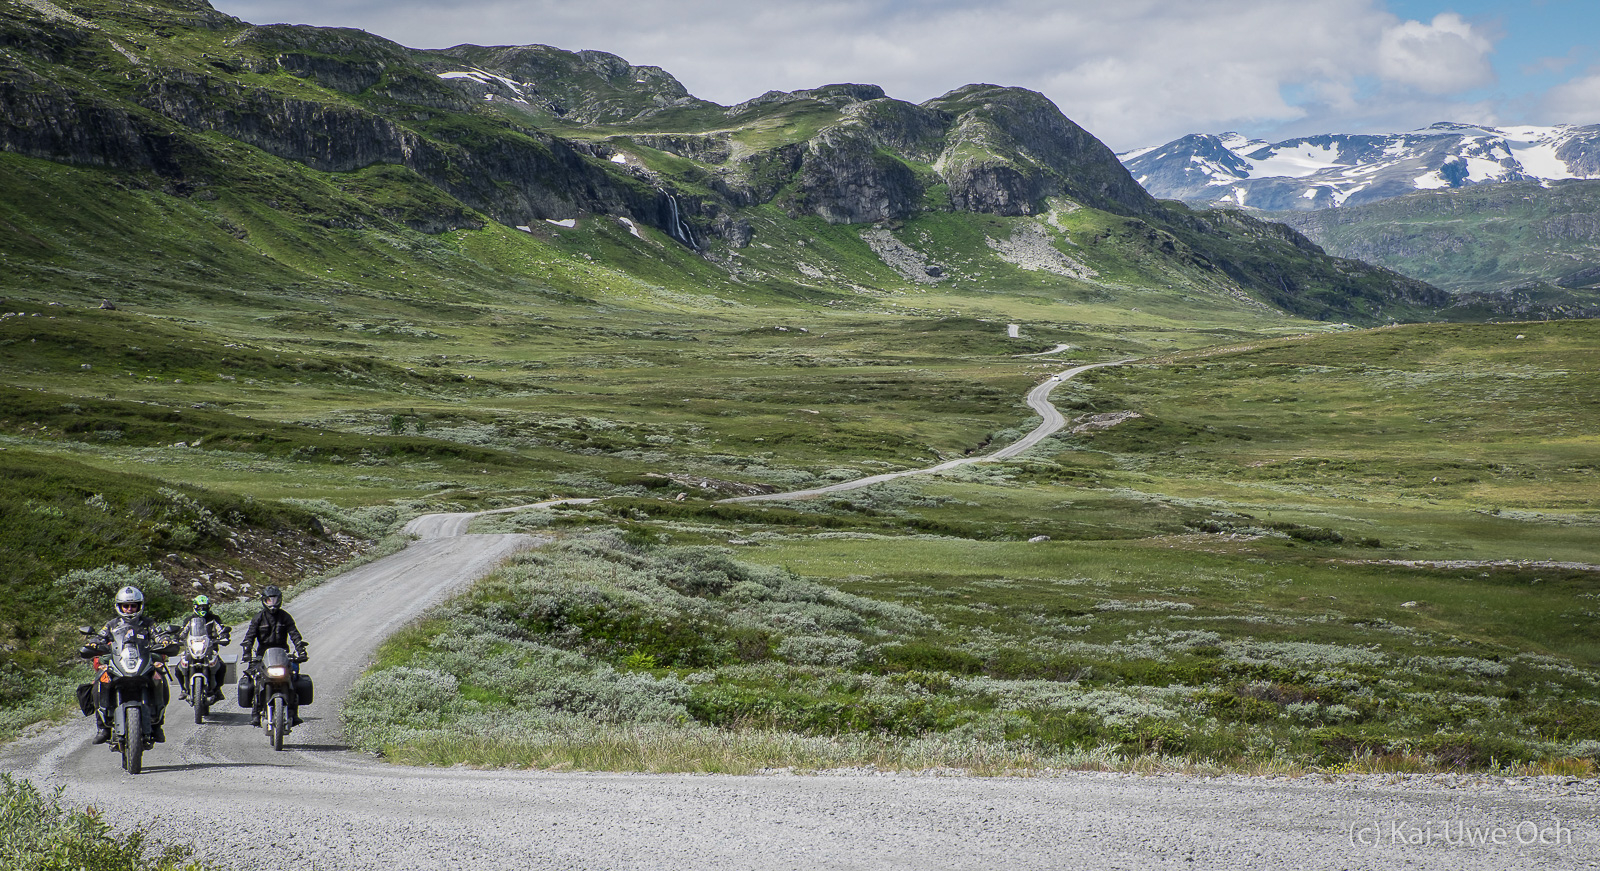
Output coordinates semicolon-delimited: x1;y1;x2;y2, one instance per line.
1273;179;1600;318
0;0;1467;325
1121;124;1600;212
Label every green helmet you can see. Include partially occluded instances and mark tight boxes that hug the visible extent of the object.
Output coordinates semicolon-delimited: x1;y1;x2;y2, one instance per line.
193;594;210;613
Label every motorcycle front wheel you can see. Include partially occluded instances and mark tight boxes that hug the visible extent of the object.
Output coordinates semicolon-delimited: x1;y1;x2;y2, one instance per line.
123;707;143;775
193;674;207;723
268;695;285;751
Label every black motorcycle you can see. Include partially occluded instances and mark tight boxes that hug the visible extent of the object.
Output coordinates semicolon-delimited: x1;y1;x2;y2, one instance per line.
78;624;177;774
173;616;229;724
239;647;311;751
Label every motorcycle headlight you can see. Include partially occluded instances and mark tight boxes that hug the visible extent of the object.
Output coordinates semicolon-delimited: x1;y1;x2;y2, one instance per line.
266;665;288;679
188;637;208;657
118;647;144;673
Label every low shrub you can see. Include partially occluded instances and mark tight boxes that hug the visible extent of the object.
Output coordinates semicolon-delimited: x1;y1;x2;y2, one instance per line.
0;774;207;870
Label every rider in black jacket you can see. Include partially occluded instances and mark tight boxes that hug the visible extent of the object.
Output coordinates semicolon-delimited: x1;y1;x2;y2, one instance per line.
237;585;307;726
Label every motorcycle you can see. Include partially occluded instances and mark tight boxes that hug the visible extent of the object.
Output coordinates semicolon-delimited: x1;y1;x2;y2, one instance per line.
77;623;178;774
172;616;230;724
239;647;311;751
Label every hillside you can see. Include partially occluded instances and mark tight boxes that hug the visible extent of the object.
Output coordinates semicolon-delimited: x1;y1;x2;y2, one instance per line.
0;0;1454;326
1271;179;1600;317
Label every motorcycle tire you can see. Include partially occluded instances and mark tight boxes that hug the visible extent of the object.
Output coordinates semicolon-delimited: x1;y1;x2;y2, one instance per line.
269;695;286;751
123;707;143;775
193;674;207;724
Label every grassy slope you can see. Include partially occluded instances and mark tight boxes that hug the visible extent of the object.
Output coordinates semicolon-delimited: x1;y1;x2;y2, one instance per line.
1273;179;1600;300
345;321;1599;775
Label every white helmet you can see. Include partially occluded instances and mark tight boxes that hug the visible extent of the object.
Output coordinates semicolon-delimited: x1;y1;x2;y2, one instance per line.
115;586;145;618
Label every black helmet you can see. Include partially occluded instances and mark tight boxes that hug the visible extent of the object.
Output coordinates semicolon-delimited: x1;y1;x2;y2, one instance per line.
115;586;145;618
261;585;281;611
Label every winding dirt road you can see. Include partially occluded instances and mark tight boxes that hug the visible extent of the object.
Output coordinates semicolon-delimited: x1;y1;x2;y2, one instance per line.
723;360;1126;503
5;367;1597;869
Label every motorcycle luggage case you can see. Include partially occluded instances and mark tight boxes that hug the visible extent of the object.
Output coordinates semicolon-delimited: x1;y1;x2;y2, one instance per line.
75;683;94;716
294;674;314;706
237;672;254;708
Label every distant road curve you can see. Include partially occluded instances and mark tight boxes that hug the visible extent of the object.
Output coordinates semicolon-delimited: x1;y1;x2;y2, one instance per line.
721;360;1129;503
403;498;599;538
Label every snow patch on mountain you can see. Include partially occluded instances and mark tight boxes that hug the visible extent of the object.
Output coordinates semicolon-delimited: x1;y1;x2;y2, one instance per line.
438;69;533;104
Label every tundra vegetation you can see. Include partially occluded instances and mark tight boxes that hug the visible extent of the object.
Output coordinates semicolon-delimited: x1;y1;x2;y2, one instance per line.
1;0;1595;788
344;320;1600;775
0;773;204;870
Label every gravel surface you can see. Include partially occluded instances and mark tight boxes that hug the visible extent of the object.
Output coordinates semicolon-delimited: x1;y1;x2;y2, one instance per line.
7;515;1598;868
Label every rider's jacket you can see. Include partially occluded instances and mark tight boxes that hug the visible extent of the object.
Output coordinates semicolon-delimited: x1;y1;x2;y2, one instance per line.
93;614;156;645
238;608;304;659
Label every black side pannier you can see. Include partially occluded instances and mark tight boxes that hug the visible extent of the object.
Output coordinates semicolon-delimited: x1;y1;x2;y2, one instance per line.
76;683;94;716
294;674;314;706
237;672;255;708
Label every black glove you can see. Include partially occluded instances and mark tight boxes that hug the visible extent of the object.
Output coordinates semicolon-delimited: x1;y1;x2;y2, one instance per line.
296;648;309;663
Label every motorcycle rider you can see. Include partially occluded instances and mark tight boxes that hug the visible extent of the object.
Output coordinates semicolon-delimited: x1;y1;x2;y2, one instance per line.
84;586;172;745
174;594;229;703
237;585;308;727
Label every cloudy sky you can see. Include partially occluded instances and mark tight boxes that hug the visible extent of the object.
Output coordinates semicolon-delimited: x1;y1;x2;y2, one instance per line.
210;0;1599;150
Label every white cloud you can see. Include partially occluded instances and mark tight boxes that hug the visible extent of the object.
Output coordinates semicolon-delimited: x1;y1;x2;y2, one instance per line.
1540;69;1600;120
1376;12;1495;94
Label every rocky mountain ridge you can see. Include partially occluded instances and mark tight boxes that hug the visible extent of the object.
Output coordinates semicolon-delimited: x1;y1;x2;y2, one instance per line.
0;0;1479;323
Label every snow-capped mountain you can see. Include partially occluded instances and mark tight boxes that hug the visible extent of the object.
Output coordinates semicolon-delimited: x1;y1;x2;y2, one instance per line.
1120;123;1600;211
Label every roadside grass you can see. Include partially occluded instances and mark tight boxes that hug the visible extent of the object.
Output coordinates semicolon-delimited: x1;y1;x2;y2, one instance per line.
346;532;1600;775
0;774;210;871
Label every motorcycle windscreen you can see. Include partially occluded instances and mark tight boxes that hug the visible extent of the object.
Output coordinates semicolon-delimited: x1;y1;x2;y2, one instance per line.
261;647;291;672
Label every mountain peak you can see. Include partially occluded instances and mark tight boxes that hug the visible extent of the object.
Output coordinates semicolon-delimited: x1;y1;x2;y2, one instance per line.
1123;124;1600;210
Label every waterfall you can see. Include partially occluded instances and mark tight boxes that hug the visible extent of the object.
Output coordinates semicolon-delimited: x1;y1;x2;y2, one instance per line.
664;193;696;249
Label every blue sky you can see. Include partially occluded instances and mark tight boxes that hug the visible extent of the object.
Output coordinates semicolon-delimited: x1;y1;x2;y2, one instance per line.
210;0;1600;149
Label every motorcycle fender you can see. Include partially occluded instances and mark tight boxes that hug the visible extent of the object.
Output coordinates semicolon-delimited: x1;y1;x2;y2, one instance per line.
114;703;136;740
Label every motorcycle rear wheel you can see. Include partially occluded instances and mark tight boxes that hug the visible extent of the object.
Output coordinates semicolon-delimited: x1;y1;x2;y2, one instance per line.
123;707;143;775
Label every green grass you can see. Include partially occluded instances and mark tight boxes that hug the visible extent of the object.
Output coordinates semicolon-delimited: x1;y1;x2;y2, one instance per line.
346;532;1598;775
332;317;1597;775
